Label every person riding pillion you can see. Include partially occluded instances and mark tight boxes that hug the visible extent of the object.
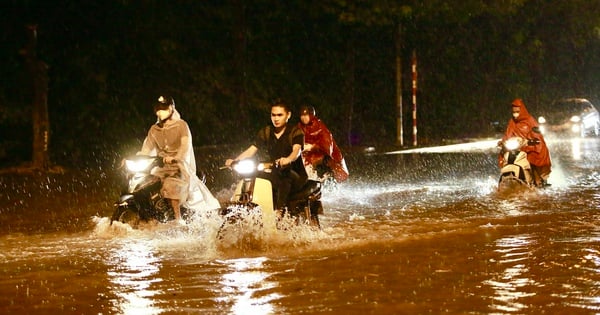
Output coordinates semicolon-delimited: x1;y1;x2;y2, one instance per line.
298;104;349;183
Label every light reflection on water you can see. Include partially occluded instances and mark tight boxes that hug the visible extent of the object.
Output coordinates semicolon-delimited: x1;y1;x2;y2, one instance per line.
214;257;280;315
483;235;537;314
107;239;164;315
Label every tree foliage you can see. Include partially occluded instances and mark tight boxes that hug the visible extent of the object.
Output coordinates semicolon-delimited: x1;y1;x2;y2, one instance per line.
0;0;599;167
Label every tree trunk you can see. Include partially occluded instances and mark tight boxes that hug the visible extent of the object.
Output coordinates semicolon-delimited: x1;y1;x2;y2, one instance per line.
20;25;50;171
232;0;248;125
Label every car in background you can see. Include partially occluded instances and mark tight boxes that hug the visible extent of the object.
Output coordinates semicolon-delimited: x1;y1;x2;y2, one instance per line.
537;98;600;138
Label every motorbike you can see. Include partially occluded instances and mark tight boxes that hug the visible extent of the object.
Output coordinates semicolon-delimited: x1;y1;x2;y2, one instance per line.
219;159;323;235
497;137;539;191
110;155;191;227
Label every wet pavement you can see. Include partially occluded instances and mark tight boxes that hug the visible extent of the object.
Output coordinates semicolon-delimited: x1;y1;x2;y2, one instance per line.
0;137;598;314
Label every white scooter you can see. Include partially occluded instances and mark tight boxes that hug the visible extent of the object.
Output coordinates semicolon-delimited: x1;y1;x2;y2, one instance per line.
497;137;539;191
219;159;322;236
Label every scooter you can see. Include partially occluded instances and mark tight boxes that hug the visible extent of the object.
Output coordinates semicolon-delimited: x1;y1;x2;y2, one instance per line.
497;137;539;191
219;159;322;235
110;155;190;227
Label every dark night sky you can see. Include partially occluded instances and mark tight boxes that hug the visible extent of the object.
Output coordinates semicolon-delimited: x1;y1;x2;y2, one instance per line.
1;1;600;168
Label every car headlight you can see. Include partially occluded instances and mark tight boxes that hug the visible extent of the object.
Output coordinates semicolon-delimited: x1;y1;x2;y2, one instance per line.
125;158;155;172
571;124;580;133
538;116;546;124
570;115;581;123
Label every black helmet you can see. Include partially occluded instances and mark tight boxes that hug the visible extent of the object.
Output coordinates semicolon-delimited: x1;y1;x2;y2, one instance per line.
299;105;315;116
153;95;175;112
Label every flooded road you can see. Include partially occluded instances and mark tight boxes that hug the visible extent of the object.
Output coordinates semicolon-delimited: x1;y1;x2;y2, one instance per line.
1;138;599;314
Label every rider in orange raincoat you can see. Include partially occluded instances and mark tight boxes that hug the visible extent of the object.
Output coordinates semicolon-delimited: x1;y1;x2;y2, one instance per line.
298;105;349;183
500;98;552;186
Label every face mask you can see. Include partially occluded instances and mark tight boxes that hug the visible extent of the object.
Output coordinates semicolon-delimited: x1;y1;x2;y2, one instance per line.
512;113;520;119
156;109;171;121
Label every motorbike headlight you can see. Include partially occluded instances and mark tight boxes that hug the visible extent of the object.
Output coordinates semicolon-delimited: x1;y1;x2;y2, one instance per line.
538;116;546;124
233;159;256;175
504;138;520;150
570;115;581;123
125;158;154;172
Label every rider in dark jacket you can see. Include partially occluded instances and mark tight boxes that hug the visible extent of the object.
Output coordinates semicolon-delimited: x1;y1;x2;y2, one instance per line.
226;99;308;213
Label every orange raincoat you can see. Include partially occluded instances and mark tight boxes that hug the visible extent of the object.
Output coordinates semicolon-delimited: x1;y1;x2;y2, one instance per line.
501;99;552;169
298;112;349;182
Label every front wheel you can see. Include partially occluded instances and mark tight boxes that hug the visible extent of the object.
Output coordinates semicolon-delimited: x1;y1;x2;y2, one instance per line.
112;207;141;228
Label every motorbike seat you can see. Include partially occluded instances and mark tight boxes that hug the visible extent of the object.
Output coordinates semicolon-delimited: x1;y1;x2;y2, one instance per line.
288;180;321;201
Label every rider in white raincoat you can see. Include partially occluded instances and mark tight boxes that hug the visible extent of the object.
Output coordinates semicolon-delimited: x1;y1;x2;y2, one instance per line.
138;95;220;221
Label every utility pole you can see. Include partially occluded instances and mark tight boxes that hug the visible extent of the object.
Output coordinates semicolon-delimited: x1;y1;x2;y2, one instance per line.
395;23;403;146
411;50;418;147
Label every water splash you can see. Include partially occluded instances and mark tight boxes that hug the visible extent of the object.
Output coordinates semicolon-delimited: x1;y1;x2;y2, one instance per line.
91;205;329;261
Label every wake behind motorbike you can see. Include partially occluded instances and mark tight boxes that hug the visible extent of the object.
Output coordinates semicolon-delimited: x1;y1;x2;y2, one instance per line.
219;159;323;236
110;155;190;227
497;137;539;191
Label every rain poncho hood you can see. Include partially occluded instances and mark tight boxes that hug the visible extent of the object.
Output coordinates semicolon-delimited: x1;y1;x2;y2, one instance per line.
501;98;551;168
140;108;220;212
298;110;349;182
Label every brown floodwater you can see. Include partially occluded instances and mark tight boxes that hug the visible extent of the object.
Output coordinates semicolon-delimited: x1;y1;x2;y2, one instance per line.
0;138;599;314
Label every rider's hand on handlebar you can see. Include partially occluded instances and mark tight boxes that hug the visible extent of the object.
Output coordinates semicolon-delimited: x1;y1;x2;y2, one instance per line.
225;159;235;167
276;157;290;167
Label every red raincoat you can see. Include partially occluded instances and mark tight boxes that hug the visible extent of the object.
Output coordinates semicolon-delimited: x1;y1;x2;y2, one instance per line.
298;113;349;182
501;99;551;169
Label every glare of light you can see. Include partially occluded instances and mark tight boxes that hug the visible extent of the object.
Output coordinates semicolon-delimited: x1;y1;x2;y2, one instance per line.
233;159;256;175
571;124;581;133
125;158;154;172
385;139;499;154
107;240;164;315
214;257;280;315
538;116;546;124
570;115;581;123
504;138;520;151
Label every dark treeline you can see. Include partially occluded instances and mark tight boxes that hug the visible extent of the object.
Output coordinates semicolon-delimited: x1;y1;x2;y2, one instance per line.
1;0;599;168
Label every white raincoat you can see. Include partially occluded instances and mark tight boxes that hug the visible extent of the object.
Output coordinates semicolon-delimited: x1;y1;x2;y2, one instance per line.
139;108;220;212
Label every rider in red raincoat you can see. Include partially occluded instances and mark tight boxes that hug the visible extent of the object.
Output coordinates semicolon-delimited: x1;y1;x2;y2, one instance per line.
298;105;349;183
500;98;552;186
